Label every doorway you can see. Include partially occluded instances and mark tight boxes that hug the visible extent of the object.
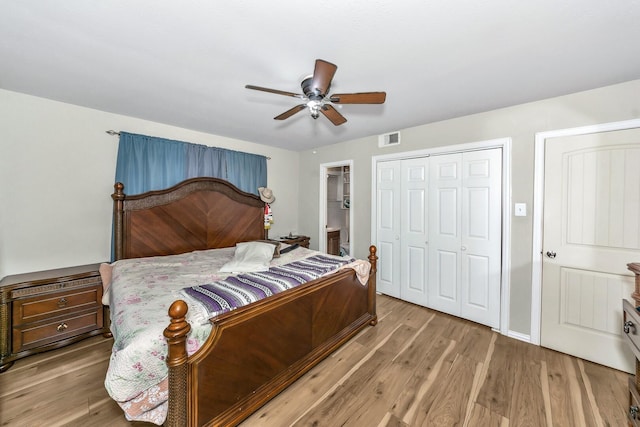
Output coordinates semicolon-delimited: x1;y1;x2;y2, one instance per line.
319;160;353;256
532;119;640;373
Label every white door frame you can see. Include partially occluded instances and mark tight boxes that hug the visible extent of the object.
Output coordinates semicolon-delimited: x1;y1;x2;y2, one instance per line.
319;160;354;254
531;118;640;345
371;137;512;336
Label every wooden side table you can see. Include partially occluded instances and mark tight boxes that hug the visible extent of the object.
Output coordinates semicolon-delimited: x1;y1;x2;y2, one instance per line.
277;235;311;248
0;263;108;372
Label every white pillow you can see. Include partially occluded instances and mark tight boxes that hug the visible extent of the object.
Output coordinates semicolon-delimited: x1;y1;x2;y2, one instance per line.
219;241;275;273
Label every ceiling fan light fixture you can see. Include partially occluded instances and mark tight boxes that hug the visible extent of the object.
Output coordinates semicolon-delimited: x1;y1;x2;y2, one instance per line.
245;59;386;126
308;100;321;119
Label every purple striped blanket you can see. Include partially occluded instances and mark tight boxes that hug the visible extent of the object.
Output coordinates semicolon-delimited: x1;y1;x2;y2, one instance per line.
182;255;354;319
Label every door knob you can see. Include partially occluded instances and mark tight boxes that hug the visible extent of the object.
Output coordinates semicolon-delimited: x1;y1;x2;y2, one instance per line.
546;251;556;259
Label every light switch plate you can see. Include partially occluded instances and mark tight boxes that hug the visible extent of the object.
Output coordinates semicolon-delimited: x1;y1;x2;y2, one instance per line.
515;203;527;217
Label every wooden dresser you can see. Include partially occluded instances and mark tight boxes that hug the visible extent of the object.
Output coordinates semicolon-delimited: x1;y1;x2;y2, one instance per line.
623;262;640;425
0;264;107;372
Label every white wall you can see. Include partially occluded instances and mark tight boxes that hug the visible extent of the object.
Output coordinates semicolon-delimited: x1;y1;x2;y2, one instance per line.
296;79;640;336
4;80;640;336
0;89;299;278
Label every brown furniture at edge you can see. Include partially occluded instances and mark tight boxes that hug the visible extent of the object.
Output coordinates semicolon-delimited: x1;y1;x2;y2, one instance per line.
0;264;108;373
111;177;378;427
327;229;340;255
623;263;640;426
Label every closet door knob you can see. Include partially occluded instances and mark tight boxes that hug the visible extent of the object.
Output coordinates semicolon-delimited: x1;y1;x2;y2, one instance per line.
461;246;467;251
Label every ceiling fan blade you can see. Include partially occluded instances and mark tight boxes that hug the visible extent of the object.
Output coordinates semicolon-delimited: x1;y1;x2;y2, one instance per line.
311;59;337;95
320;105;347;126
245;85;304;99
330;92;387;104
274;104;306;120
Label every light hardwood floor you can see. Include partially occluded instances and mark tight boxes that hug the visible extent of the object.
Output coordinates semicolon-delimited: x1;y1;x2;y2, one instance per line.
0;295;630;426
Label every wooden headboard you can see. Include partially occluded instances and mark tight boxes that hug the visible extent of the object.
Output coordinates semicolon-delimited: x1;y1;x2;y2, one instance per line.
112;177;266;260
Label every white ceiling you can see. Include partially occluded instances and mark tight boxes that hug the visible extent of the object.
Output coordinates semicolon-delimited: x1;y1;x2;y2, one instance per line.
2;1;640;151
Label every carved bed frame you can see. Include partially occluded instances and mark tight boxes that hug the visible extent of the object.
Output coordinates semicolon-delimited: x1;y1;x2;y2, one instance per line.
111;177;378;427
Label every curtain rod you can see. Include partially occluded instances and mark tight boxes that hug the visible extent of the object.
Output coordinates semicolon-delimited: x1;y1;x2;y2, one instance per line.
105;130;270;159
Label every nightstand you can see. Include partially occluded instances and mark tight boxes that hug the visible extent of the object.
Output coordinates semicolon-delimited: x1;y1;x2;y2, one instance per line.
277;235;311;248
0;263;108;373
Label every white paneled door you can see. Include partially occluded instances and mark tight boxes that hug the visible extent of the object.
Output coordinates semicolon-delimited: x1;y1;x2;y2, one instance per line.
428;149;502;328
541;128;640;373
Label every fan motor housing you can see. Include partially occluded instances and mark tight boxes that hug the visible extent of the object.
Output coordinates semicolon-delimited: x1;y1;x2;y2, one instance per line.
301;76;326;100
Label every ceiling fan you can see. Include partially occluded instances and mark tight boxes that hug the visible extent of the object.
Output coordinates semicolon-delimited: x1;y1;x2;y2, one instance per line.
245;59;386;126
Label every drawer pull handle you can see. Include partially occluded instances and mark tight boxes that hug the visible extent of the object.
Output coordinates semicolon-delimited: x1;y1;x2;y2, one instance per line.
625;320;635;334
57;298;68;307
630;405;639;419
56;323;68;332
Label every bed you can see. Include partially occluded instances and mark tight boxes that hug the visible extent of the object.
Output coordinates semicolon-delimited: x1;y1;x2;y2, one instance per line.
106;177;378;427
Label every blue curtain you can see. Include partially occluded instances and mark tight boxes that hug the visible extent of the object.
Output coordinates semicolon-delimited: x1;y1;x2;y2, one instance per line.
115;132;188;195
114;131;267;195
185;144;226;179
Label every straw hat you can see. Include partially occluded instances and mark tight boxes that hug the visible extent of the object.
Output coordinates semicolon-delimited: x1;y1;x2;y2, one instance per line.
258;187;275;203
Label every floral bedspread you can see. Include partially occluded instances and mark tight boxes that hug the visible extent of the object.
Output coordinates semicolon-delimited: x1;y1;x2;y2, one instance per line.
103;245;350;424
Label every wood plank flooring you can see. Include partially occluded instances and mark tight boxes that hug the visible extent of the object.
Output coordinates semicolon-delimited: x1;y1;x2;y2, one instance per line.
0;295;629;426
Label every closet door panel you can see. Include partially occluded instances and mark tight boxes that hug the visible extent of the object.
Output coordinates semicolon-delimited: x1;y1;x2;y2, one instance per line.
428;154;462;315
461;149;502;328
400;158;429;305
376;161;401;298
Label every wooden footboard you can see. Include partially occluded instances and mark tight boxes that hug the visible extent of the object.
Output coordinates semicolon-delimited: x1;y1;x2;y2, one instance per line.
164;246;378;427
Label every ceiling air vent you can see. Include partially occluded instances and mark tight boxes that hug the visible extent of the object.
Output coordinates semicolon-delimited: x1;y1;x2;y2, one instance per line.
378;131;401;148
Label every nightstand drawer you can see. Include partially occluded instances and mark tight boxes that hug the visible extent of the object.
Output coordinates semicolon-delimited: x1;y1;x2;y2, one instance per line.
13;285;102;324
13;309;103;352
623;299;640;360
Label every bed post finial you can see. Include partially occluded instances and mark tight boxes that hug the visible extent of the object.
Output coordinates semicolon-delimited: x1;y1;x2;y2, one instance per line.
368;245;377;275
164;300;191;427
368;245;378;325
112;182;125;261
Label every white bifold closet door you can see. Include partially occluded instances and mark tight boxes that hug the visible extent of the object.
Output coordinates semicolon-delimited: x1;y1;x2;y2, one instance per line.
428;149;502;328
375;149;502;328
375;158;429;306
